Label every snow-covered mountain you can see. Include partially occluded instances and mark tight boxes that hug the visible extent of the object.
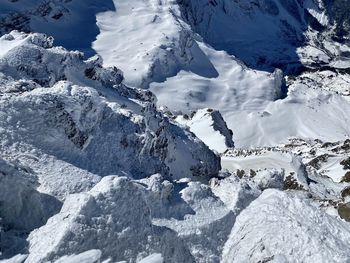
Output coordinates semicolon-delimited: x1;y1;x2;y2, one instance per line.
1;0;350;262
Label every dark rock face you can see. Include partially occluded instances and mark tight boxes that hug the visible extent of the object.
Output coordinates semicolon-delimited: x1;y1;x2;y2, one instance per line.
0;0;116;57
177;0;350;73
329;0;350;40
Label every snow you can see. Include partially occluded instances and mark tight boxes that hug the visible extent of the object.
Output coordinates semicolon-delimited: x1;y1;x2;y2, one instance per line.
93;0;350;148
53;250;102;263
0;255;27;263
1;1;350;263
227;82;350;147
0;31;220;201
0;0;115;56
222;150;309;189
175;108;234;153
138;254;163;263
26;176;194;262
222;189;350;263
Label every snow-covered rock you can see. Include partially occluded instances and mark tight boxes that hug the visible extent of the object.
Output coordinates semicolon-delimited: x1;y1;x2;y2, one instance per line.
53;250;102;263
222;189;350;263
26;176;194;263
0;31;220;200
176;108;234;153
253;168;285;190
210;174;261;213
153;181;234;263
0;158;61;232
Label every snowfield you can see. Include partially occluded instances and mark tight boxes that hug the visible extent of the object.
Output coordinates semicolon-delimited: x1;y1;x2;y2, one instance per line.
1;0;350;262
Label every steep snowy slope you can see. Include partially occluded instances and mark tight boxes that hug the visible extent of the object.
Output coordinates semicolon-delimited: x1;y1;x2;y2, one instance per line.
222;189;350;263
180;0;350;71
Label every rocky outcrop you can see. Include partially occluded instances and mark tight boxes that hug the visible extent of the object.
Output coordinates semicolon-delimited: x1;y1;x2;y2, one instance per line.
0;31;220;201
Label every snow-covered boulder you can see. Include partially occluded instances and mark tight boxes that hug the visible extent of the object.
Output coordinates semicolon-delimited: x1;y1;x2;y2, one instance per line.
222;189;350;263
26;176;194;263
176;108;234;154
253;168;285;190
210;175;261;213
0;31;123;88
153;181;235;263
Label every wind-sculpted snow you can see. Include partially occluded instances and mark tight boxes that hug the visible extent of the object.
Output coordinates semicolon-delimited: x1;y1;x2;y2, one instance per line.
222;189;350;263
26;176;194;263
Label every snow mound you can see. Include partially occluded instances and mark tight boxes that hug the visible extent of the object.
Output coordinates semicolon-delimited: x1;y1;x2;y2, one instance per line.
176;108;234;153
26;176;194;263
222;189;350;263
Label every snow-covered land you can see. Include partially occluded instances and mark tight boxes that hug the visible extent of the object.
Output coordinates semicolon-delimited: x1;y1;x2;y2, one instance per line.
1;0;350;262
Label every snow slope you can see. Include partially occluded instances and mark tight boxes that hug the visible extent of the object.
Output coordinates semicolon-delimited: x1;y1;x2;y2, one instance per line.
222;189;350;263
92;0;350;148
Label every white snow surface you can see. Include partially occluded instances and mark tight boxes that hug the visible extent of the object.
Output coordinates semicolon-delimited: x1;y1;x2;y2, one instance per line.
222;189;350;263
25;176;194;263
